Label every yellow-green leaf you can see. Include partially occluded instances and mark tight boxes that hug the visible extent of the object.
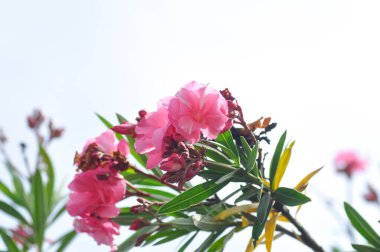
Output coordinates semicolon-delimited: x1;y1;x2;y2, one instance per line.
246;235;265;252
294;167;323;192
272;141;295;190
214;203;259;221
265;213;278;252
241;216;249;228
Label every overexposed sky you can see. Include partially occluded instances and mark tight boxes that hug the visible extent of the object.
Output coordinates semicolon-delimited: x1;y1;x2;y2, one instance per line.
1;1;380;251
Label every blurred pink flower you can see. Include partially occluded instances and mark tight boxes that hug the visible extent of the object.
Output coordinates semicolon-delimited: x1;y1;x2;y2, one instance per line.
74;217;119;251
364;184;378;203
67;167;126;218
334;150;367;177
168;81;230;143
11;225;31;245
135;105;174;169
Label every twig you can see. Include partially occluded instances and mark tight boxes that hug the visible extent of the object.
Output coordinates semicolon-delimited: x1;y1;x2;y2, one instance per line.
275;203;325;252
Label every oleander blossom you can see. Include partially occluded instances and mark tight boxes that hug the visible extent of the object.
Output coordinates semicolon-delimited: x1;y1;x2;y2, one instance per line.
75;130;129;172
334;150;367;177
168;81;231;143
135;101;176;169
74;217;120;251
67;167;126;218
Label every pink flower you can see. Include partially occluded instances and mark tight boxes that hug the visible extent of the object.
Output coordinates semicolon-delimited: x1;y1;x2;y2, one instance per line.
67;168;126;218
80;130;129;157
74;217;120;251
168;81;230;143
160;153;185;172
334;150;367;177
11;225;31;245
364;184;378;203
135;105;174;169
75;130;129;172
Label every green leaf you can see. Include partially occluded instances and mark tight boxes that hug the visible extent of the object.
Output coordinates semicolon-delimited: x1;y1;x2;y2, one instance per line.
195;143;233;165
0;228;20;252
192;214;234;231
235;187;259;204
32;169;47;249
352;244;380;252
39;145;55;211
344;202;380;247
273;187;311;206
48;203;66;225
215;170;238;185
117;226;156;252
195;231;222;252
122;173;163;186
178;232;198;252
158;180;227;214
138;188;177;201
208;228;235;252
0;200;29;225
240;137;259;174
0;181;22;206
154;230;189;245
215;131;240;166
170;218;198;231
56;230;76;252
252;192;272;244
269;130;287;189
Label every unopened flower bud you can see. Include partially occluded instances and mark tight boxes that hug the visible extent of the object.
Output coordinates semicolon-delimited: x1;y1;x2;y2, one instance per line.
112;123;136;135
27;109;44;129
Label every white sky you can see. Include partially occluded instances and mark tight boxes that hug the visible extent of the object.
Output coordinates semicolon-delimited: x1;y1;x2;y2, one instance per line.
1;1;380;251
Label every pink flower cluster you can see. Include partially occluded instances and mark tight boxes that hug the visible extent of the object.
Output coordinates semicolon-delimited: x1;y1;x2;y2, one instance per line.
67;130;128;251
334;150;367;178
114;81;232;188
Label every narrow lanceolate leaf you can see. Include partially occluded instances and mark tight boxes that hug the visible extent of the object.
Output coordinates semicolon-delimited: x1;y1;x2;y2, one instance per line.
215;170;238;184
240;137;259;174
170;218;197;231
352;244;380;252
158;181;227;214
33;170;47;249
178;232;198;252
208;228;235;252
0;228;20;252
294;167;323;192
272;141;295;190
0;201;29;225
196;143;233;164
252;192;272;244
154;230;189;245
273;187;311;207
269;130;287;189
344;202;380;248
235;187;259;204
246;235;265;252
39;145;55;210
214;203;259;221
265;213;278;252
193;215;234;231
117;226;157;252
195;231;222;252
215;130;240;165
0;181;22;206
56;230;77;252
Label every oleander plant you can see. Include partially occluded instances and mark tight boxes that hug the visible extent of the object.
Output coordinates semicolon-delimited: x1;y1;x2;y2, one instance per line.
0;110;75;252
66;81;328;252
